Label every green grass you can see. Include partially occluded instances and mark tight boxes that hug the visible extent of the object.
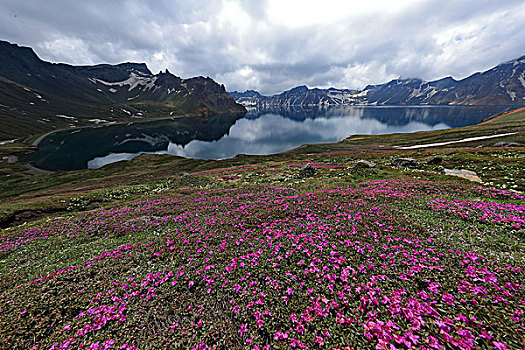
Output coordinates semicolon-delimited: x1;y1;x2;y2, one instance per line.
0;107;524;349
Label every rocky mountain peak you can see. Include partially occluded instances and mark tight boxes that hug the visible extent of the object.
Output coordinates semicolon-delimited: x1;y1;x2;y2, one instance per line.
287;85;309;94
230;54;525;107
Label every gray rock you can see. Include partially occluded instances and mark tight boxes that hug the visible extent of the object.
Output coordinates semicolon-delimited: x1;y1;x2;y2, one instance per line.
426;156;443;165
493;141;522;147
391;157;418;168
355;160;376;168
7;156;18;164
299;163;317;177
441;168;482;183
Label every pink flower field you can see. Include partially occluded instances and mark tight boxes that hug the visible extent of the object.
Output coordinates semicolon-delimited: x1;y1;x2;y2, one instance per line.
0;179;524;349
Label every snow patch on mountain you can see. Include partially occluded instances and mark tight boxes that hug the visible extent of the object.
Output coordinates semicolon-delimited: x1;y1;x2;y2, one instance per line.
519;72;525;88
91;72;158;92
56;114;78;122
407;86;423;99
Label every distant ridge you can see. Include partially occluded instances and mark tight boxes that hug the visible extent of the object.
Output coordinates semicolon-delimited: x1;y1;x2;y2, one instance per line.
230;56;525;107
0;40;245;139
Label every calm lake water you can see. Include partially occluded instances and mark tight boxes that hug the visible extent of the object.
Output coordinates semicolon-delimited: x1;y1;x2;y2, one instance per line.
27;105;510;170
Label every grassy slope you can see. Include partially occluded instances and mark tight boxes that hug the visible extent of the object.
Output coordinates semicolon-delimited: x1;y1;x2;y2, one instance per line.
0;109;524;349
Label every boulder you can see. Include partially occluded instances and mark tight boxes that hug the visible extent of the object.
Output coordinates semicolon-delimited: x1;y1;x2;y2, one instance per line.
354;160;376;168
299;163;317;177
441;168;482;183
391;157;418;168
426;156;443;165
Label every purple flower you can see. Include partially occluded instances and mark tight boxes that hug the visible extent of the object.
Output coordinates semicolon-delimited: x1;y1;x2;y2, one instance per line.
492;341;509;350
274;330;288;340
442;293;455;305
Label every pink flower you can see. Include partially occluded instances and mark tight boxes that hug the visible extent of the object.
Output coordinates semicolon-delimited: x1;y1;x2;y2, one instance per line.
427;282;440;294
314;335;324;346
406;332;419;345
442;293;455;305
492;341;509;350
428;336;442;349
274;330;288;340
238;323;247;335
479;330;492;340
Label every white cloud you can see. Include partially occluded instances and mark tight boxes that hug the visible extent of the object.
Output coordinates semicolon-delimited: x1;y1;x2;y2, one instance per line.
266;0;421;28
1;0;524;95
38;37;97;65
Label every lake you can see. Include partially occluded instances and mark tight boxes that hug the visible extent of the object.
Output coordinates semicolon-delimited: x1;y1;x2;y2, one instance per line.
27;105;511;170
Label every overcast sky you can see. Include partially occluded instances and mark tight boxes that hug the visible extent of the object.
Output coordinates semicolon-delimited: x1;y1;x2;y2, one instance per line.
1;0;524;95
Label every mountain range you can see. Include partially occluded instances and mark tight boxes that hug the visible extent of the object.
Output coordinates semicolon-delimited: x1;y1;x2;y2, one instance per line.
0;40;245;140
229;56;525;108
2;39;524;141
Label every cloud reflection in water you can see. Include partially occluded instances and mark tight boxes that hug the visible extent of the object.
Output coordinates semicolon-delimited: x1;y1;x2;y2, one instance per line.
88;113;448;169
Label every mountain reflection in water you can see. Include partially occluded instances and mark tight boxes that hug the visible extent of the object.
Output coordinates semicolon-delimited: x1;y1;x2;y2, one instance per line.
27;105;510;170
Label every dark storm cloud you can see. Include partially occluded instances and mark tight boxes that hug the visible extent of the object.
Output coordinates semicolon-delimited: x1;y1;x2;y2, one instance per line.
1;0;524;95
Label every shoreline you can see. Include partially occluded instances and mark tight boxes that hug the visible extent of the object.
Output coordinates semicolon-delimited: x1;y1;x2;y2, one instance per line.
477;106;525;124
14;106;521;148
5;106;522;174
29;112;240;148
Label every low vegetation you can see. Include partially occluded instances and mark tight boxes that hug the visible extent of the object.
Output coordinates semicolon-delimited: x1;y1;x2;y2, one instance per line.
0;109;524;349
